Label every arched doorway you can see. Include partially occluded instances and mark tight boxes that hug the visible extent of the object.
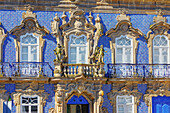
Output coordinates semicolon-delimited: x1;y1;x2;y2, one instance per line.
67;95;89;113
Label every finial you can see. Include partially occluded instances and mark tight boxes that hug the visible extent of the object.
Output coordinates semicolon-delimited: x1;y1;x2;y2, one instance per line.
88;12;93;25
25;4;34;12
54;14;60;21
62;11;67;25
119;8;127;15
95;14;101;23
157;9;163;16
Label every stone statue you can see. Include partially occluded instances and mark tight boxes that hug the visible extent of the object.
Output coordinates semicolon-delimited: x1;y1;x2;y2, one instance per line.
98;45;106;63
54;44;65;62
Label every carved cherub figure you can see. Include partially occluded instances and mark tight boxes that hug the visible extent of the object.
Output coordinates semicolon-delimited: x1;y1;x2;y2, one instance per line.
53;44;65;62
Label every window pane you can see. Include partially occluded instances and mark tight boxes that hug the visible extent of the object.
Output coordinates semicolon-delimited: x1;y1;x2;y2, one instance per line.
79;47;86;63
31;106;38;113
126;105;132;112
22;35;37;44
118;105;124;111
22;46;28;53
118;97;125;104
70;47;76;63
31;97;38;104
22;54;28;61
116;48;122;63
22;106;29;113
126;97;132;103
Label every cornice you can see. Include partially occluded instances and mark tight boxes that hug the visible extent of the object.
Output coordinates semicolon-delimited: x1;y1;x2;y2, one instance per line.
1;3;170;14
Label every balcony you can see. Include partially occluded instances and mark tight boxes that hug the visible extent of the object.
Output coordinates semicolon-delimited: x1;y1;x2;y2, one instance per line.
54;63;105;78
0;62;53;77
107;64;170;78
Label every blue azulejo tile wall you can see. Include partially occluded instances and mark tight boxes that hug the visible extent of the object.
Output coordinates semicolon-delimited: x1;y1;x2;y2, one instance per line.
0;10;162;69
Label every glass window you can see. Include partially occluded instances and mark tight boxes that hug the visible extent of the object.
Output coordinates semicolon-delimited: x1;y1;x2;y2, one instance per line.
69;34;87;64
21;96;39;113
20;33;39;62
153;35;169;64
116;36;133;63
116;96;134;113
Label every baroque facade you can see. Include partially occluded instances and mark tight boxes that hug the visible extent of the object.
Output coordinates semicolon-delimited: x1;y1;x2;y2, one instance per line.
0;0;170;113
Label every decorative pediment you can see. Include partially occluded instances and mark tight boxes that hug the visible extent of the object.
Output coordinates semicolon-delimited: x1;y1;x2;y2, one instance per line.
106;11;144;64
108;82;142;113
51;9;104;64
12;88;49;106
106;20;143;39
10;5;49;38
106;8;143;39
60;9;96;37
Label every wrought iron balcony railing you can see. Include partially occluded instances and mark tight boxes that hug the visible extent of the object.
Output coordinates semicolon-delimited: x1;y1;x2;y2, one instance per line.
107;64;170;78
11;62;53;77
0;62;11;77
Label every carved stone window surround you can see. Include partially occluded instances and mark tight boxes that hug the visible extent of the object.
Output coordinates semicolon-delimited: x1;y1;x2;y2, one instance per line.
12;89;49;113
108;90;142;113
147;22;170;64
10;6;49;62
107;82;142;113
106;18;143;64
51;9;103;64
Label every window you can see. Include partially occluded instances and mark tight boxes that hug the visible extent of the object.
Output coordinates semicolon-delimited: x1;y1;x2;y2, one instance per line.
21;96;39;113
116;36;133;63
153;35;169;64
116;95;134;113
20;33;39;62
69;34;87;64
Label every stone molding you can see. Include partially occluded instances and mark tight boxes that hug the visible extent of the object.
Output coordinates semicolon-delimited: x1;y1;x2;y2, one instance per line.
146;10;170;64
0;24;7;62
51;8;103;64
107;82;142;113
12;88;49;113
0;90;9;113
10;5;49;62
106;10;144;64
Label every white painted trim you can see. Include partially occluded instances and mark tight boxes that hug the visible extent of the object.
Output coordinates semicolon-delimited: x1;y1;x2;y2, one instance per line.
153;35;169;64
116;95;134;113
115;35;133;63
68;34;88;64
20;33;39;62
20;95;39;113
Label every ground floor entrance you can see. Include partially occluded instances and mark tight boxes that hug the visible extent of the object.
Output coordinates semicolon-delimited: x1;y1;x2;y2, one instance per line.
67;95;89;113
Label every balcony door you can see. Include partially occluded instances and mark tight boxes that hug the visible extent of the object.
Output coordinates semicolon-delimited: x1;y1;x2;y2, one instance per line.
19;33;39;77
115;36;133;77
153;35;169;77
69;34;87;64
20;33;39;62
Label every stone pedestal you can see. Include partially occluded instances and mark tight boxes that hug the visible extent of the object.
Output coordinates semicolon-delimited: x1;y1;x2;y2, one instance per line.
54;62;62;77
98;63;105;77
